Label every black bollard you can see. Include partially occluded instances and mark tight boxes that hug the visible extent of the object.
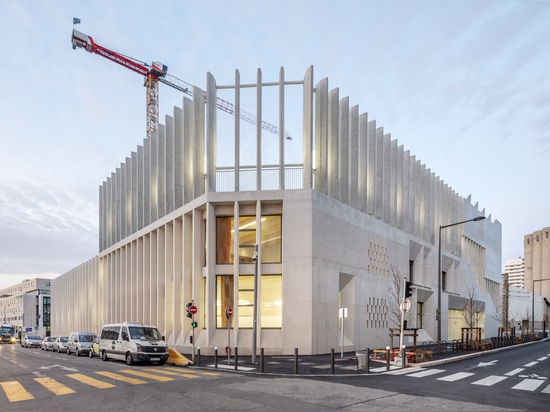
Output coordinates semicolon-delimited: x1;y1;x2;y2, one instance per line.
330;348;335;375
366;348;370;374
234;347;238;371
197;347;201;366
260;347;264;373
386;347;391;371
294;348;299;374
214;347;218;368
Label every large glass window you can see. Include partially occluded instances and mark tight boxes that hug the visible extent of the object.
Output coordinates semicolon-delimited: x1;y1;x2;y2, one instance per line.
216;215;281;264
261;216;281;263
216;275;282;328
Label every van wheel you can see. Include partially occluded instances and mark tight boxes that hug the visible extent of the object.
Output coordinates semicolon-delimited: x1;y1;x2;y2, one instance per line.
67;347;71;355
125;353;134;366
76;349;80;357
89;350;93;358
101;350;109;361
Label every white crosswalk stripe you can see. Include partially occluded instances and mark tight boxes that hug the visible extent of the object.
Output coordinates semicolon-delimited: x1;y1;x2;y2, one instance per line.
406;369;445;378
471;375;508;386
437;372;475;382
394;354;550;393
512;379;545;392
504;368;524;376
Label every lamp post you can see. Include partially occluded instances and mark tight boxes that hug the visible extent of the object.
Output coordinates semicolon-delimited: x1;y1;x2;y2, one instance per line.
531;278;550;334
437;216;486;344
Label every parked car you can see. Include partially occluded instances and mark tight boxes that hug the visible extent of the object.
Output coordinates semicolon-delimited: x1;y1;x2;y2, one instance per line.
67;331;96;356
41;336;57;351
22;334;42;348
89;335;101;358
52;336;69;353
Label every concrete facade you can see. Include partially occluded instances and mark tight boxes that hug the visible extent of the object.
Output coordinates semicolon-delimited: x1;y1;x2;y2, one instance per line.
524;227;550;296
52;66;502;355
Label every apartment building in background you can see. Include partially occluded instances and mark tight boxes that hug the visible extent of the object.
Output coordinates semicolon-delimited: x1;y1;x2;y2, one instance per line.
0;278;52;337
505;257;525;289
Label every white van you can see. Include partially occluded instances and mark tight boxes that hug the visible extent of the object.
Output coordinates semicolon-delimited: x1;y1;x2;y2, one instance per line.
99;321;168;366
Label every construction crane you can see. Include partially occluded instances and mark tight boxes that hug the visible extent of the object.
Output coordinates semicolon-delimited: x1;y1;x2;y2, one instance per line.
71;26;291;140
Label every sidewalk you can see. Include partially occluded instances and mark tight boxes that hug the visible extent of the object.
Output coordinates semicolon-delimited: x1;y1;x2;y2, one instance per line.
186;350;443;376
186;339;549;376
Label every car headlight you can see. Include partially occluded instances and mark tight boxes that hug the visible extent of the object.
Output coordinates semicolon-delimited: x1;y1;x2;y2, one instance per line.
136;343;142;352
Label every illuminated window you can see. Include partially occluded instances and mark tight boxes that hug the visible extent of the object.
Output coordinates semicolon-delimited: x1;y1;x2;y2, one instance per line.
216;275;282;328
216;216;281;264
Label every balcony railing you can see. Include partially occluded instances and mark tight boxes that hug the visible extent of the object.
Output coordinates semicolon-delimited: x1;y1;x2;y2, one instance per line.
216;164;304;192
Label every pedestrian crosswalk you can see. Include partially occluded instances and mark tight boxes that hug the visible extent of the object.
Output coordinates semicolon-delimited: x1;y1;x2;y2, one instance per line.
0;367;221;403
387;353;550;394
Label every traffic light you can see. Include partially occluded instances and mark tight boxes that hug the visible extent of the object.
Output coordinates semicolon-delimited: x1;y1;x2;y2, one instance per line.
403;320;408;330
191;321;198;328
189;335;193;344
405;281;413;298
186;302;193;318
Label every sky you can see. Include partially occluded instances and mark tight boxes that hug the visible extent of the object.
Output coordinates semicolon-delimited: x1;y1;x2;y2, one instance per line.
1;0;549;290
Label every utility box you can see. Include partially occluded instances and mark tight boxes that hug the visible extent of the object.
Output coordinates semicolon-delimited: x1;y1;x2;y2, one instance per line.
356;351;367;372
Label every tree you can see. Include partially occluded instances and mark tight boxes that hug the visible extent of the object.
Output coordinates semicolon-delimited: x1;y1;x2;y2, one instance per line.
387;265;402;328
463;284;484;329
387;265;415;328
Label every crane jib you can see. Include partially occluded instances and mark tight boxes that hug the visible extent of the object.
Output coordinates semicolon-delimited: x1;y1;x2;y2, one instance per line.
72;26;291;140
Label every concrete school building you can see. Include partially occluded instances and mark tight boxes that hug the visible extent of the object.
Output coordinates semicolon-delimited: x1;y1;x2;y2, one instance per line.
52;66;502;355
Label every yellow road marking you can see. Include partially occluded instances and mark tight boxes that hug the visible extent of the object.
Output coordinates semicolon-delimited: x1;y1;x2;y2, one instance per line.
199;371;221;376
143;368;183;376
66;373;116;389
0;381;34;402
175;371;199;379
34;377;75;395
95;371;147;384
119;369;174;382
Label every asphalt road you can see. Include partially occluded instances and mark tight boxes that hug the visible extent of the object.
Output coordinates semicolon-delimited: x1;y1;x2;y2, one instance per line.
1;341;548;411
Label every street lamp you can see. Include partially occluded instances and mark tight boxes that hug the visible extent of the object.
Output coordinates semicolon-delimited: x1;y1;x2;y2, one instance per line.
531;278;550;334
437;216;486;344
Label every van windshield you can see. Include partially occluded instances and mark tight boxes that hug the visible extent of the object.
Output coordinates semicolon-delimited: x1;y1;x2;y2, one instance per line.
128;326;162;341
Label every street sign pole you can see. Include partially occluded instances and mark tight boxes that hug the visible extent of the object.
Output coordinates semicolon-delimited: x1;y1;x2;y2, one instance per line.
226;306;232;365
189;303;197;363
339;308;347;359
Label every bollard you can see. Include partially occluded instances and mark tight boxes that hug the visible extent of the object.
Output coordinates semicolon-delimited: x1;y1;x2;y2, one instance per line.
366;348;370;374
260;347;264;373
330;348;335;375
197;347;201;366
214;347;218;369
234;347;238;371
385;346;391;371
294;348;299;374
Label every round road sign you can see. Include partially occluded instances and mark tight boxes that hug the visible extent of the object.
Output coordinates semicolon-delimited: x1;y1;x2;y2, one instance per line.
225;306;233;318
189;305;198;315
